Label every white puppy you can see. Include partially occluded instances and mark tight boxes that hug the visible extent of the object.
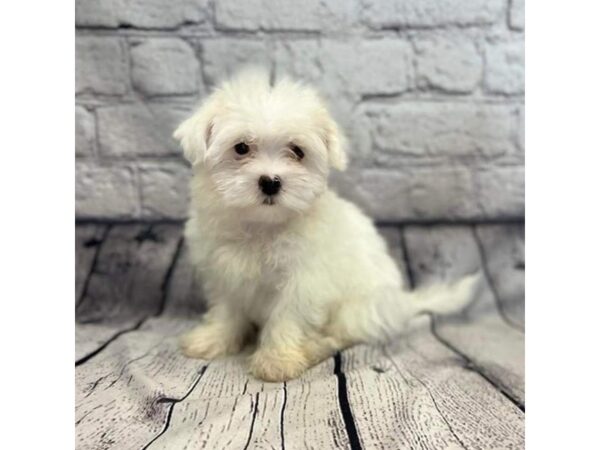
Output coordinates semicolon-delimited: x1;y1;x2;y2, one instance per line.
174;68;479;381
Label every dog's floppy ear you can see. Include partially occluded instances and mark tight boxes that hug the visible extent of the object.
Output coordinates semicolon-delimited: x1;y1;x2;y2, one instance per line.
173;98;219;165
323;117;348;171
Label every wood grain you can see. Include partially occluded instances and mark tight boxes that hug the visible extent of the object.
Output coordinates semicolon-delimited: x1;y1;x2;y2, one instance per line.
74;223;526;449
76;224;182;322
281;357;351;450
403;225;525;406
161;242;206;317
147;352;352;449
76;320;350;449
394;319;525;449
145;352;279;449
76;224;108;304
341;342;449;450
76;321;139;362
341;318;525;450
76;317;204;449
76;225;182;361
475;224;525;329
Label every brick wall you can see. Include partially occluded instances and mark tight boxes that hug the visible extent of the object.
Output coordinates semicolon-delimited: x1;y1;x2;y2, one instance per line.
76;0;524;222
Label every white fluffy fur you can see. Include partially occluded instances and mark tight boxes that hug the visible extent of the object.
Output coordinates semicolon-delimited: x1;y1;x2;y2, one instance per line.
174;68;480;381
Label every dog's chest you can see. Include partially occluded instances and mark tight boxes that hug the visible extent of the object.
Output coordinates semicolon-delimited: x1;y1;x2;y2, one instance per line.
208;233;300;323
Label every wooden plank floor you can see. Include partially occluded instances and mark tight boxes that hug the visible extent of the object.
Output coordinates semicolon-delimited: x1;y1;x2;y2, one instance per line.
75;222;525;450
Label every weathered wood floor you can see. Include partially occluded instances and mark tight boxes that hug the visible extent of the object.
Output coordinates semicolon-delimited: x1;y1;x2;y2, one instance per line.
75;222;525;450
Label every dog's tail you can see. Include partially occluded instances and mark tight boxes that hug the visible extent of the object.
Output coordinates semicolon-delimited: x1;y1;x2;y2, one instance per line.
341;272;482;342
401;272;482;317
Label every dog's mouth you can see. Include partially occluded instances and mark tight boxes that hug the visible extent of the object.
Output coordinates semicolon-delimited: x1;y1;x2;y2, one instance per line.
262;196;276;206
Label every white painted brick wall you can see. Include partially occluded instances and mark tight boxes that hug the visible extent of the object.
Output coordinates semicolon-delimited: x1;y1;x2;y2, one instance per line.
131;38;201;96
96;103;192;157
484;38;525;95
76;0;524;222
415;36;482;93
75;106;95;157
139;162;191;219
76;163;139;218
362;0;505;28
76;37;129;95
215;0;359;32
76;0;210;28
363;102;519;159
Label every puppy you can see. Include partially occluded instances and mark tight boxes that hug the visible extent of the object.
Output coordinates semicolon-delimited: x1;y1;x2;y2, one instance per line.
174;68;479;381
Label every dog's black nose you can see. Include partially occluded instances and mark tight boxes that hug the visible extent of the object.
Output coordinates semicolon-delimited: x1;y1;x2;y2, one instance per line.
258;175;281;196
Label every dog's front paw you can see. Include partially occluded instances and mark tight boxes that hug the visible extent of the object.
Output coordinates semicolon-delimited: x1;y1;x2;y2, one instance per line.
248;347;308;382
178;324;242;360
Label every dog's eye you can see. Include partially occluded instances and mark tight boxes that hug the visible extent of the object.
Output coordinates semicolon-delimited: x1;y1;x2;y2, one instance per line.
234;142;249;155
291;145;304;160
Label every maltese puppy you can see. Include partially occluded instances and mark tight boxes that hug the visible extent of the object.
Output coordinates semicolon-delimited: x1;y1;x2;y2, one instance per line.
174;68;479;381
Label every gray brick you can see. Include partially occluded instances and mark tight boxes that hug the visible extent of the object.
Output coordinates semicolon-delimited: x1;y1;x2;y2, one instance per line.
76;37;128;95
341;109;374;162
415;36;482;93
74;0;525;223
484;39;524;95
215;0;358;31
362;0;505;28
333;165;524;221
320;39;413;96
476;166;524;217
517;107;524;153
509;0;525;30
76;0;209;28
76;106;95;156
76;162;139;219
131;39;201;96
332;167;478;221
274;40;323;84
363;102;518;160
274;40;345;113
75;0;118;27
202;39;270;86
97;103;191;157
276;38;412;98
140;162;191;219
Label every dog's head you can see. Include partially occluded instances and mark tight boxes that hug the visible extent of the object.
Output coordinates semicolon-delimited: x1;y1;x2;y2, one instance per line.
174;68;347;224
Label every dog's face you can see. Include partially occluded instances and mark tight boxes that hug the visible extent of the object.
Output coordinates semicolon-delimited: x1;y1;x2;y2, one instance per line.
174;69;347;224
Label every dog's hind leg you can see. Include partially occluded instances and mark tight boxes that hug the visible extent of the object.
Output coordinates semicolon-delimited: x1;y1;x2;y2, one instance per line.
248;324;342;381
248;298;351;381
